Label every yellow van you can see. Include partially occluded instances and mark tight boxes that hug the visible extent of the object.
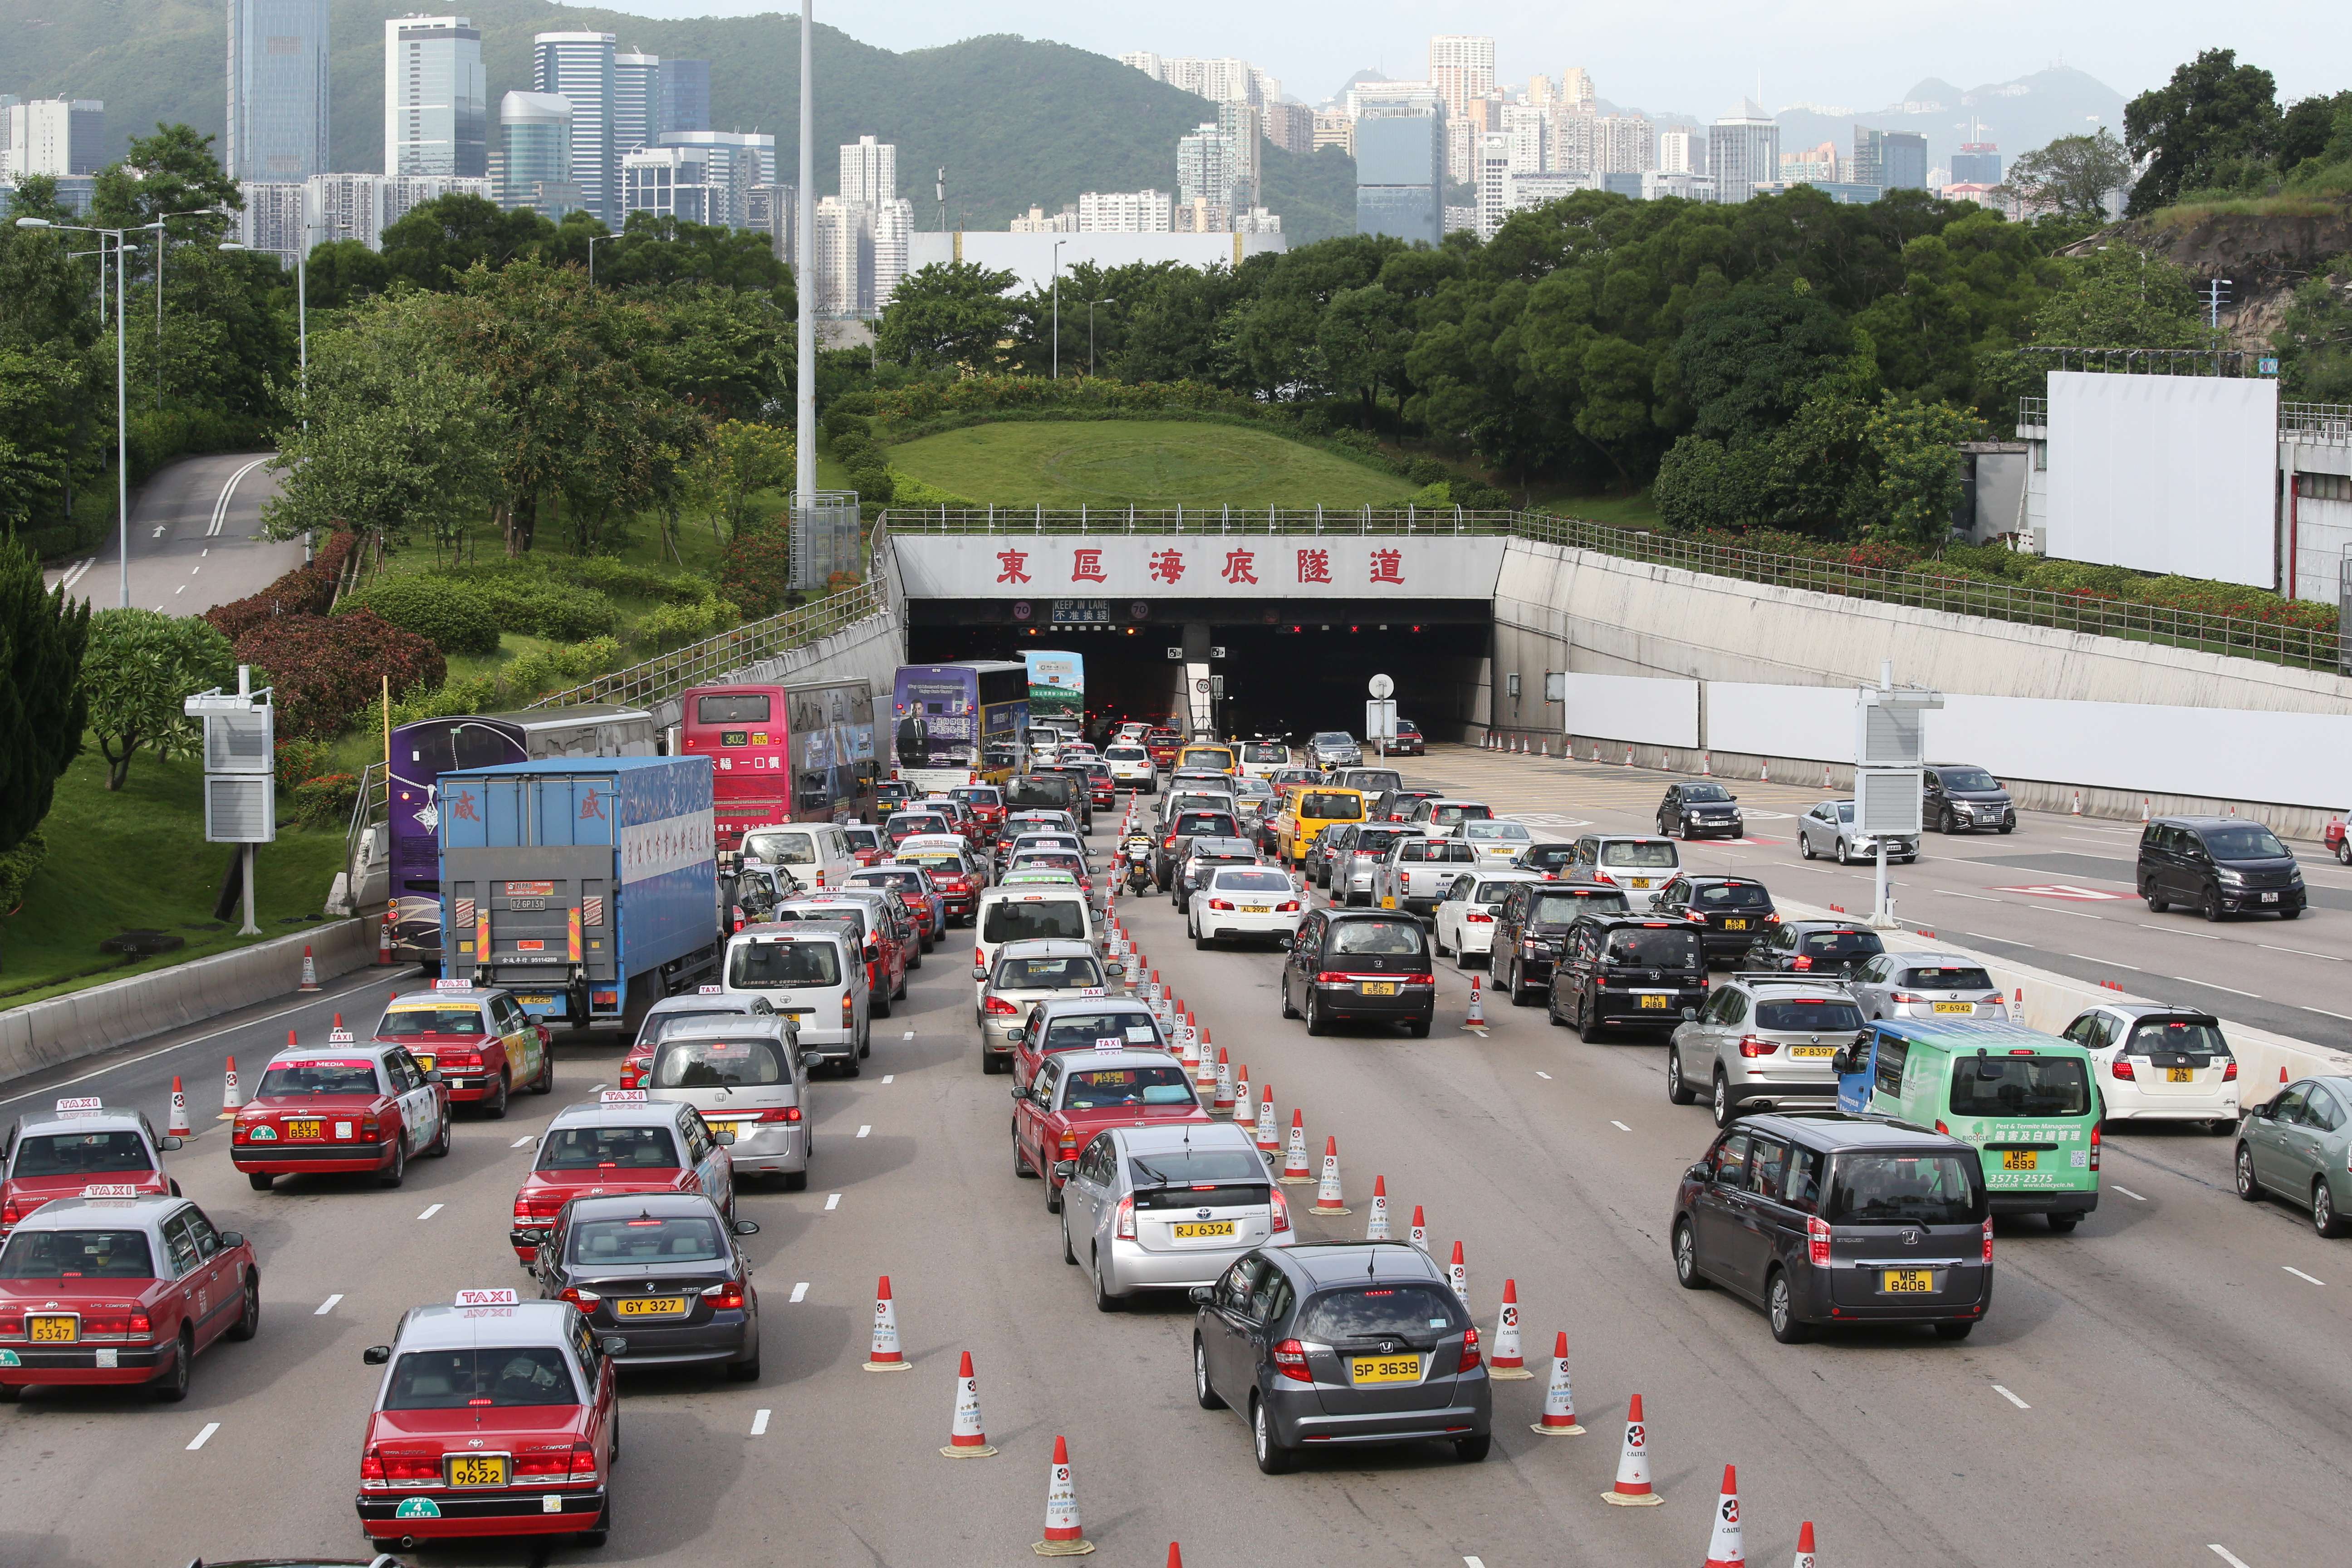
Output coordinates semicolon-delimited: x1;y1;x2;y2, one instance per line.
1176;743;1238;776
1274;786;1369;868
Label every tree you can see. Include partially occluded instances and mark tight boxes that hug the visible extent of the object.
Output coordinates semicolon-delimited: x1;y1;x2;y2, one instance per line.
81;608;235;790
1997;131;2135;221
691;419;795;542
89;123;241;231
381;193;556;289
304;240;392;310
2277;92;2352;176
2274;255;2352;403
1317;284;1412;424
2125;49;2281;214
2028;243;2207;349
0;539;90;851
1862;400;1983;545
0;346;83;532
875;261;1020;371
1668;283;1858;441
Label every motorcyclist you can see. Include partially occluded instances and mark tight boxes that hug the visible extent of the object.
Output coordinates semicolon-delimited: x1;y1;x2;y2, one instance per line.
1120;830;1156;894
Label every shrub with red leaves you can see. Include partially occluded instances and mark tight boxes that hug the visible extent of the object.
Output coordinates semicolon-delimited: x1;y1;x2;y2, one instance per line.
233;608;445;740
203;530;358;643
720;515;794;617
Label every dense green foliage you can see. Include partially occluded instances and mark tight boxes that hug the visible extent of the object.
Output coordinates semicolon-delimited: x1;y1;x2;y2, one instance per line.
2126;49;2352;210
333;577;503;657
79;607;235;790
0;539;89;854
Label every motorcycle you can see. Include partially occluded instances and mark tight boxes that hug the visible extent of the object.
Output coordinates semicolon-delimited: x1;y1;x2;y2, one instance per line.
1120;836;1156;895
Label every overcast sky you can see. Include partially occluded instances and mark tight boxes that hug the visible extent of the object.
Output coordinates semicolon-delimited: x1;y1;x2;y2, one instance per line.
619;1;2346;113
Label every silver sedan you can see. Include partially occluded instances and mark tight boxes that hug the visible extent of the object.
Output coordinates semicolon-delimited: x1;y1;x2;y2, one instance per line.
1796;800;1919;864
1846;951;2007;1023
1059;1119;1291;1310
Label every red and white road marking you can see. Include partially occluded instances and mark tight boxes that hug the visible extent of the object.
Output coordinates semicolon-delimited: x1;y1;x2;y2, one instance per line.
1989;883;2127;901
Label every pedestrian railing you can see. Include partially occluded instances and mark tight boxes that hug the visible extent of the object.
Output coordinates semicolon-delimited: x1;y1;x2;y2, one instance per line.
528;581;892;711
882;505;1516;536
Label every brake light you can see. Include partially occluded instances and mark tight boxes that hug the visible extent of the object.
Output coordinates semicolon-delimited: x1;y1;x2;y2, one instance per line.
1738;1035;1779;1058
1982;1216;1994;1263
1270;1188;1291;1235
558;1287;602;1309
1271;1338;1313;1382
701;1279;746;1310
985;995;1021;1016
1685;911;1708;923
2223;1059;2238;1081
359;1118;379;1140
1315;971;1353;985
1058;1130;1081;1154
2111;1057;2136;1080
1889;992;1923;1005
1808;1214;1831;1266
2089;1121;2101;1171
1114;1196;1136;1240
1934;1120;1949;1134
1277;900;1301;913
1209;899;1236;911
1458;1325;1482;1372
1467;911;1494;923
619;1066;642;1089
1791;956;1813;971
842;992;855;1028
764;1105;803;1123
360;1453;385;1484
0;1197;26;1228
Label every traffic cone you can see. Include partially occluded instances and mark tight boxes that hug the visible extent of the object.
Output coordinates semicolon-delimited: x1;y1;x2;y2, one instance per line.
328;1012;353;1044
1447;1240;1468;1303
2281;1064;2291;1084
2071;790;2082;815
1254;1087;1279;1155
1194;1026;1218;1092
376;914;395;966
1792;1522;1817;1568
1760;757;1770;783
1529;1332;1583;1434
1700;750;1711;776
1033;1434;1095;1556
2141;797;2151;823
299;944;321;991
1409;1204;1428;1252
1312;1136;1350;1215
1366;1176;1391;1240
940;1351;997;1457
1278;1111;1313;1184
1212;1048;1235;1113
1703;1464;1744;1566
1489;1279;1530;1377
167;1076;193;1138
1466;975;1485;1026
1232;1064;1253;1128
218;1055;245;1118
1167;1546;1184;1568
1176;1020;1201;1076
1602;1395;1664;1505
1624;746;1634;766
863;1276;910;1372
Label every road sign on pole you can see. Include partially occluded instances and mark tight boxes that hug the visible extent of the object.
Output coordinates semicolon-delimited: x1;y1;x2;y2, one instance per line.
1368;674;1394;699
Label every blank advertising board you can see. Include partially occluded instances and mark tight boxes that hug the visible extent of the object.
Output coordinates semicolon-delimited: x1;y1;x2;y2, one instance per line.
2045;371;2277;588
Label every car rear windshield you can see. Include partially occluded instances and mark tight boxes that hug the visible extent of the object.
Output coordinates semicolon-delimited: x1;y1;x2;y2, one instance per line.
743;829;820;865
1298;1283;1464;1340
1354;828;1410;853
1347;771;1403;794
1045;1011;1161;1051
902;853;964;874
1431;803;1491;824
1106;747;1148;760
842;826;883;850
1244;744;1287;761
1062;1066;1196;1108
1901;965;1993;990
657;1038;789;1088
10;1131;154;1176
538;1126;682;1170
953;787;1002;807
1532;891;1627;921
1011;853;1085;878
1800;930;1884;958
993;955;1104;989
639;1009;744;1047
1522;845;1574;868
257;1060;381;1097
1213;869;1294;893
1694;882;1769;908
377;1007;485;1037
1947;1055;2094;1117
1680;784;1732;802
0;1229;155;1279
885;816;950;841
1463;821;1531;841
982;899;1088;943
1755;999;1865;1032
1402;840;1475;862
853;870;925;892
1602;928;1705;967
1599;840;1677;867
1175;813;1239;837
2126;1019;2230;1057
1328;920;1426;956
1130;1147;1269;1206
1300;793;1364;820
2200;825;2289;859
385;1347;578;1409
729;940;843;989
569;1215;725;1265
1827;1153;1982;1225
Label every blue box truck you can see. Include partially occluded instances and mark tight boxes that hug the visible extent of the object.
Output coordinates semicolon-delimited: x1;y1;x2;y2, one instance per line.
436;756;725;1030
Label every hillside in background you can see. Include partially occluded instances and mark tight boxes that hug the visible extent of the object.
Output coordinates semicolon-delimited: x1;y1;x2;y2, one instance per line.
0;1;1358;241
1774;65;2128;175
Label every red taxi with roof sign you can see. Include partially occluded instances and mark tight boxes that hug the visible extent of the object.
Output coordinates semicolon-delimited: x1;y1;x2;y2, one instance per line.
509;1094;735;1263
374;980;553;1116
3;1099;182;1236
1014;1045;1213;1211
233;1038;451;1191
0;1191;258;1402
357;1289;618;1550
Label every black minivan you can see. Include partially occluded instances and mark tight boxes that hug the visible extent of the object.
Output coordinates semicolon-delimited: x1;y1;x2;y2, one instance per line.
1279;909;1435;1037
1548;914;1709;1036
1921;764;2014;834
2138;816;2306;921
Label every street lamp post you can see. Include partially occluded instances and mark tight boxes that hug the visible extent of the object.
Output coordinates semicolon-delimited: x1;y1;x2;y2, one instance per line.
587;230;618;288
221;222;314;560
1051;238;1067;379
1088;296;1117;378
151;207;227;413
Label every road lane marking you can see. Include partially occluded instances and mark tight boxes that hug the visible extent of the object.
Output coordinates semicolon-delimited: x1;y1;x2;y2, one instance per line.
789;1282;809;1303
207;457;268;535
1938;890;2001;903
750;1408;771;1436
857;1125;871;1137
1535;1071;1552;1080
173;584;184;594
2180;979;2259;997
590;1083;606;1094
2113;1186;2146;1202
882;1075;895;1084
315;1294;343;1314
1610;1121;1631;1132
1991;1385;2030;1409
2283;1266;2325;1286
511;1135;533;1147
824;1193;841;1210
187;1422;220;1450
2210;1547;2254;1568
416;1203;442;1220
1465;1558;1487;1568
2262;945;2342;960
2306;1007;2352;1022
902;1030;915;1039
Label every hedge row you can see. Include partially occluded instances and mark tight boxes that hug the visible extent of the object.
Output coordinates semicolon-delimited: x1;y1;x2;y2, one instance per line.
202;530;359;643
233;607;446;740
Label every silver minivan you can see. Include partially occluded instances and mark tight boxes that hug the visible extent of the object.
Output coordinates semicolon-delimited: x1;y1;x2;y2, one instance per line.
723;922;871;1076
647;1016;811;1189
1058;1116;1291;1310
979;937;1110;1044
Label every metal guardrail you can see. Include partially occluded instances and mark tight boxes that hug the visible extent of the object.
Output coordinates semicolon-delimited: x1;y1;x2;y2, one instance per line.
528;581;892;710
882;505;1516;536
2017;396;2048;429
2283;403;2352;446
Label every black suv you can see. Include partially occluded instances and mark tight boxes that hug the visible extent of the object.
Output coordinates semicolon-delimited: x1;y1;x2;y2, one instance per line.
1657;781;1744;840
1739;920;1886;976
1922;764;2014;835
1510;843;1576;877
1491;881;1633;1004
1006;772;1089;832
1279;908;1435;1037
1651;875;1777;965
2138;816;2306;921
1547;914;1709;1036
1158;808;1243;887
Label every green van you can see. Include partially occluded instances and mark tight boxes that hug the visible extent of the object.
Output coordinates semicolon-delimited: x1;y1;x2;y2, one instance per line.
1834;1018;2102;1231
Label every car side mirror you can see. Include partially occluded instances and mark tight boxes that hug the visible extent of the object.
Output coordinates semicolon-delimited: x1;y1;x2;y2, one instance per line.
218;1230;244;1249
426;1070;444;1085
1052;1160;1077;1180
734;1219;761;1236
1010;1086;1027;1101
713;1130;736;1146
1687;1161;1710;1181
1831;1047;1859;1074
161;1136;183;1151
1189;1286;1216;1305
1680;1006;1698;1021
363;1345;392;1366
601;1336;629;1358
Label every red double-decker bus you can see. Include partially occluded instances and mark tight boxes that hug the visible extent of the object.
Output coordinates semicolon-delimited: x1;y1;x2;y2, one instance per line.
677;680;879;853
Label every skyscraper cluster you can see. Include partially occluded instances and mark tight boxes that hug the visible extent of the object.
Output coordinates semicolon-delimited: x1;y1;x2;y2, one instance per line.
815;135;912;317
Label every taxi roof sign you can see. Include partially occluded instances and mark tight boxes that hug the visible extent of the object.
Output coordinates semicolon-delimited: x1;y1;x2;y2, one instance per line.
599;1089;649;1103
81;1183;142;1198
55;1096;103;1113
328;1029;355;1043
699;984;725;994
454;1288;519;1308
431;978;472;991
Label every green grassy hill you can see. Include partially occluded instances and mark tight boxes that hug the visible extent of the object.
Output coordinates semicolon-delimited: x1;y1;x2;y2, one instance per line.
0;2;1359;241
887;421;1417;510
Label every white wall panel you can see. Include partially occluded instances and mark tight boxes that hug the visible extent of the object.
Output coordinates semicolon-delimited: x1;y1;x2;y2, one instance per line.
1939;692;2352;809
1706;681;1857;760
1560;672;1697;748
2046;371;2277;588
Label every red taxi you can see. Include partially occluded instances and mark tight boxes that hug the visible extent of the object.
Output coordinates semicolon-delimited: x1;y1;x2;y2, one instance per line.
848;864;944;946
233;1040;451;1191
510;1096;735;1262
0;1192;257;1402
1010;996;1171;1092
1014;1047;1211;1210
951;784;1006;844
843;823;887;866
778;893;908;1014
374;982;554;1115
1145;728;1183;767
1077;761;1117;810
357;1291;617;1549
3;1100;181;1235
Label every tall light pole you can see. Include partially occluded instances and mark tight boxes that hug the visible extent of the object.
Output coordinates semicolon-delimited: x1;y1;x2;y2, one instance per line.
587;230;618;287
794;0;816;514
222;222;314;561
1088;296;1117;378
151;207;227;413
1051;238;1066;379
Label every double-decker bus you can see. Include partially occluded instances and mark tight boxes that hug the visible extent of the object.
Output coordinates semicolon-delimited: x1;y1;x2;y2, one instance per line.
384;705;658;972
891;662;1029;791
677;679;879;855
1023;648;1085;733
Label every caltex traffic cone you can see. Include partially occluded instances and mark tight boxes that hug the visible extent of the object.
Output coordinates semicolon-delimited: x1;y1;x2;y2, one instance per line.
376;914;395;966
940;1351;997;1457
299;944;321;991
167;1077;193;1139
1447;1239;1468;1303
1254;1087;1279;1155
1366;1176;1391;1240
1312;1136;1350;1215
1232;1064;1253;1127
1529;1332;1584;1434
1033;1434;1095;1556
1792;1521;1817;1568
1213;1048;1235;1114
1278;1111;1313;1184
1176;1020;1201;1076
863;1276;910;1372
1193;1023;1217;1091
1602;1395;1664;1505
1703;1464;1745;1566
1466;975;1485;1026
1489;1279;1530;1377
1409;1204;1428;1252
218;1055;245;1118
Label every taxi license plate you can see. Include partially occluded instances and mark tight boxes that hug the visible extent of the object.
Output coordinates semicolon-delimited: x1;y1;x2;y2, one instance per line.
2167;1066;2195;1083
1932;1001;1973;1014
446;1455;511;1488
1723;918;1748;930
1637;994;1669;1009
614;1296;687;1319
1359;981;1397;996
1789;1045;1836;1058
1172;1220;1236;1239
1880;1269;1936;1294
2001;1150;2038;1171
410;1055;436;1073
27;1314;77;1343
287;1118;324;1140
1350;1353;1422;1385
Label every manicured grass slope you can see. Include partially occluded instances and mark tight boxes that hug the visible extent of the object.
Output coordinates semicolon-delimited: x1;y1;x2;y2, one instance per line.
887;422;1419;510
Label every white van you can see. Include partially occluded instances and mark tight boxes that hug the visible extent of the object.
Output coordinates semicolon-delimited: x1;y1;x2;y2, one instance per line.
971;883;1099;1009
723;923;871;1075
741;821;860;893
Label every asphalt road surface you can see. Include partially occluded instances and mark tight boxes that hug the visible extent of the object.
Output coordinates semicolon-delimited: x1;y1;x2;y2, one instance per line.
1;765;2343;1567
44;451;298;616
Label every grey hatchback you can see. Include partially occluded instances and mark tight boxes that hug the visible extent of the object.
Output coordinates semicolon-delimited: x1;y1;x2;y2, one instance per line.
1190;1240;1492;1474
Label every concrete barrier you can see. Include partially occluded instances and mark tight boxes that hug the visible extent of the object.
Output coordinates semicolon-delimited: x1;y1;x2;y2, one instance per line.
0;919;376;1087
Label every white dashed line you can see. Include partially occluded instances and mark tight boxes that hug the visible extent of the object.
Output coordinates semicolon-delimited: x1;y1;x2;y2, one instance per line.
2307;1007;2352;1022
882;1075;895;1084
1465;1558;1488;1568
1610;1121;1632;1132
1991;1385;2030;1410
1938;890;2001;903
416;1203;442;1220
750;1408;771;1436
2262;945;2341;961
315;1294;343;1314
857;1125;871;1137
789;1281;809;1303
902;1030;915;1039
2210;1547;2254;1568
511;1135;533;1147
173;584;185;594
2283;1266;2326;1286
2112;1186;2146;1202
590;1083;607;1094
824;1193;841;1210
1535;1071;1552;1080
2181;979;2259;997
187;1422;220;1450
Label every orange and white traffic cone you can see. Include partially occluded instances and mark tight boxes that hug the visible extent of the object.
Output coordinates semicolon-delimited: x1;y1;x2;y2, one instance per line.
1602;1395;1664;1505
1254;1086;1279;1155
1529;1332;1584;1433
1409;1204;1428;1252
863;1275;910;1372
940;1350;997;1457
1193;1024;1218;1093
1278;1110;1313;1184
299;943;321;991
1447;1240;1468;1303
377;914;395;966
1489;1279;1530;1378
1760;758;1770;784
1312;1136;1349;1215
1791;1521;1816;1568
1232;1064;1253;1128
1033;1434;1095;1556
2071;790;2082;815
1703;1464;1745;1566
1700;750;1711;776
218;1055;245;1119
1176;1015;1201;1078
167;1076;193;1139
1466;975;1485;1027
1167;1546;1184;1568
1212;1048;1235;1115
1366;1176;1391;1240
328;1012;354;1044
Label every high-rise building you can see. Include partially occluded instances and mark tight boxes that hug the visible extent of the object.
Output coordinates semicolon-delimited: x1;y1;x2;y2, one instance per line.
1475;132;1512;240
658;59;710;137
1558;69;1596;112
1781;140;1840;186
814;195;873;316
3;98;105;178
238;180;308;267
1176;122;1237;210
0;95;16;171
1950;142;2002;186
384;15;487;178
748;181;792;263
228;0;328;182
623;145;711;224
839;134;896;206
1642;170;1717;202
1263;101;1315;157
872;195;912;305
1171;197;1230;232
613;52;660;160
309;171;382;247
495;90;580;220
1216;102;1262;210
1146;56;1277;108
1527;75;1556;108
1500;103;1550;175
1010;205;1078;233
1852;127;1926;191
1599;115;1655;175
1428;34;1495;120
533;32;616;224
1312;111;1356;157
1345;81;1441;119
1118;51;1165;80
1709;99;1779;203
1354;109;1441;246
1660;128;1706;176
1078;189;1173;232
657;129;776;227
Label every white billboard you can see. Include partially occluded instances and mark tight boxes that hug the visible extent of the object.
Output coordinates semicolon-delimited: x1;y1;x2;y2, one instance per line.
1558;672;1698;749
2045;370;2277;588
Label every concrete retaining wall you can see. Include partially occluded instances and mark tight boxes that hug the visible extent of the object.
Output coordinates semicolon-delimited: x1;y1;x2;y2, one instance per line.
0;920;375;1087
647;609;905;731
